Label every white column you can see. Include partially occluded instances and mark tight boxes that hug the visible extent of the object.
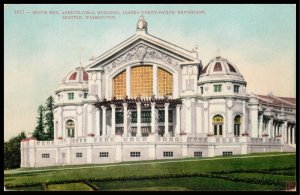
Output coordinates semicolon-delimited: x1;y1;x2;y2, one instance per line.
164;103;170;136
101;106;107;136
95;109;100;136
227;108;232;134
175;105;181;135
259;114;263;137
287;124;290;144
242;100;246;134
111;104;116;136
153;64;158;97
136;102;141;137
268;118;273;138
151;102;156;134
294;125;296;144
204;108;208;134
126;66;131;97
87;105;93;135
283;121;287;143
123;103;128;136
292;126;295;144
250;108;258;138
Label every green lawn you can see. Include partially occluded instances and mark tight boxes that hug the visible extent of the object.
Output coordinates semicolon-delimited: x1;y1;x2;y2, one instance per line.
47;183;93;191
4;152;296;191
94;177;282;191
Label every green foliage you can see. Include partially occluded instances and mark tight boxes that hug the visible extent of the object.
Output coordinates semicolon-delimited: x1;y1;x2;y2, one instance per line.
32;96;55;141
33;105;46;140
45;96;54;140
4;132;27;169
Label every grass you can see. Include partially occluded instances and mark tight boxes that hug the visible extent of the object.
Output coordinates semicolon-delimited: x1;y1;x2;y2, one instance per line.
4;152;296;191
94;177;282;191
47;183;93;191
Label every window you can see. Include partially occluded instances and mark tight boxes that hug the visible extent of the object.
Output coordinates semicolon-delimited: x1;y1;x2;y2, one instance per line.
158;110;165;123
163;151;173;157
234;85;240;93
100;152;109;157
116;111;124;124
131;65;153;98
42;154;50;158
158;67;173;97
228;63;237;72
76;153;82;158
213;115;223;136
58;94;60;101
66;120;75;138
131;111;137;123
84;93;88;99
214;85;222;92
68;93;74;100
141;111;151;123
200;87;203;94
113;70;126;99
194;152;202;157
168;110;173;123
223;151;233;156
213;62;222;72
234;115;241;136
130;152;140;157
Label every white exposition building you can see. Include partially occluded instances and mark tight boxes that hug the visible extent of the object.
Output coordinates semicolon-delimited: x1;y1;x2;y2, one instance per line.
21;17;296;167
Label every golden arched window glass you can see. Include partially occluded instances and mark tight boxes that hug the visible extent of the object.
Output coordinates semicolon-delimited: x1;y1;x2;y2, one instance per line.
113;70;126;99
158;68;173;97
131;65;153;98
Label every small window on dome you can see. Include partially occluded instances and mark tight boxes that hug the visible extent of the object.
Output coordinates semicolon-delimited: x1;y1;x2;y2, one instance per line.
69;72;77;80
228;63;237;72
213;62;222;72
83;72;89;81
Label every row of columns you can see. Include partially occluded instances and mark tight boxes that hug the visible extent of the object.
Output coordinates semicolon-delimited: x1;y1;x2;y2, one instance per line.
258;114;296;144
98;103;181;137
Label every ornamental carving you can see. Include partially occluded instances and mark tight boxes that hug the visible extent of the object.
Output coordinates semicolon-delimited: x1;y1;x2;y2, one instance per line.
107;44;179;72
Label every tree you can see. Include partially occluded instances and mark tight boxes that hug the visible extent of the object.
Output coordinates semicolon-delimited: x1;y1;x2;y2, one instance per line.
32;105;46;140
45;96;54;140
4;131;27;169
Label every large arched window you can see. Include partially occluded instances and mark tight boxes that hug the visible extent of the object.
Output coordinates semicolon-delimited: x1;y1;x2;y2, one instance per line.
212;115;223;136
66;120;75;138
131;65;153;97
113;70;126;99
234;115;241;136
158;67;173;97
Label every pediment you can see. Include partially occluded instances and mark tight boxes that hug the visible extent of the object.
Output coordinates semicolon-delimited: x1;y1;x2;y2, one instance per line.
86;33;201;72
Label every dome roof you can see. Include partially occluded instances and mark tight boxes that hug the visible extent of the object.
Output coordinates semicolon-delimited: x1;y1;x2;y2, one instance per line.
199;56;246;84
55;67;89;94
62;67;89;84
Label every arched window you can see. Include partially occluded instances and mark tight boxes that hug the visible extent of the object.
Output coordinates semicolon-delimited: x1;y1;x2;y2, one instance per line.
66;120;75;138
212;115;223;136
234;115;241;136
158;68;173;97
113;70;126;99
213;62;222;72
131;65;153;97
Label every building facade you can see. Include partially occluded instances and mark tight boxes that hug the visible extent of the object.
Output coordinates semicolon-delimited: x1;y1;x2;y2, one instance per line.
21;17;296;167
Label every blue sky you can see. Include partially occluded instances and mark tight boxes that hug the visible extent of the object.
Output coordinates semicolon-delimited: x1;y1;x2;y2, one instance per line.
4;4;296;140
